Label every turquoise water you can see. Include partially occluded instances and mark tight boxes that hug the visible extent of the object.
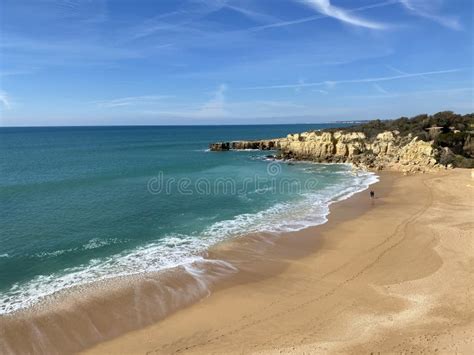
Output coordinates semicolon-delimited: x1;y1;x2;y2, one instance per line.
0;125;377;313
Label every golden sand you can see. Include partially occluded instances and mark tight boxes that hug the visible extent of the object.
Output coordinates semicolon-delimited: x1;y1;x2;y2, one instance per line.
82;169;474;354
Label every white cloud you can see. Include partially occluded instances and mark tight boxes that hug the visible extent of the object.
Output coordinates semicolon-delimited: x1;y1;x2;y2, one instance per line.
386;65;434;82
373;83;390;95
315;89;329;94
95;95;173;108
0;69;34;77
300;0;386;29
139;86;308;120
224;4;280;24
400;0;461;30
348;87;473;99
197;83;229;117
142;84;229;119
0;91;11;109
243;68;464;90
190;0;279;24
249;0;396;32
127;0;281;42
253;100;305;109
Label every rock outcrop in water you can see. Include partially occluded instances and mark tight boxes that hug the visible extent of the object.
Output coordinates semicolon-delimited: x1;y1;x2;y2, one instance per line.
210;111;474;173
210;140;279;151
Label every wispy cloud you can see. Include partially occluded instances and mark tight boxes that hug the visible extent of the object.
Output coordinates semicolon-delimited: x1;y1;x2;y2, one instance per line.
386;65;439;82
315;89;329;94
140;85;308;120
191;0;281;24
126;11;200;41
243;68;465;90
400;0;461;30
224;4;281;24
347;87;473;99
253;100;305;109
0;91;11;110
386;65;408;75
0;69;35;77
373;83;390;95
142;84;229;119
141;97;307;121
299;0;386;29
197;83;228;117
1;35;142;66
126;0;281;42
248;0;397;32
95;95;173;108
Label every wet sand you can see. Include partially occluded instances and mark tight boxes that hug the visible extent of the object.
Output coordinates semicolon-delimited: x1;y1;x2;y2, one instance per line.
82;169;474;354
2;170;472;354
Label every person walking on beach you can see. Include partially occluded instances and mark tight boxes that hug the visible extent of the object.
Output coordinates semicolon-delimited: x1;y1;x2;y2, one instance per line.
370;190;375;199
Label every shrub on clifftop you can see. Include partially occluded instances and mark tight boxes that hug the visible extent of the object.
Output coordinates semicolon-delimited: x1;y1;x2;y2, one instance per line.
327;111;474;163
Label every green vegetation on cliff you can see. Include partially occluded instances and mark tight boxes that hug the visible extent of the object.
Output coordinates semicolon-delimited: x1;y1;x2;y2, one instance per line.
327;111;474;168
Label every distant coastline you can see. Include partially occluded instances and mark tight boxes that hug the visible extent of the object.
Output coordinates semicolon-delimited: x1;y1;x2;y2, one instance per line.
210;111;474;172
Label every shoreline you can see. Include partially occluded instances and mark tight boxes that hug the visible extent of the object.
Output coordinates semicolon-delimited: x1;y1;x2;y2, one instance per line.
1;169;472;354
83;169;473;354
0;161;373;316
0;165;378;354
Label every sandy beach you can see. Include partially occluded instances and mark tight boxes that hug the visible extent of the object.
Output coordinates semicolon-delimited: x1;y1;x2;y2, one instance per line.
2;0;472;352
80;169;473;354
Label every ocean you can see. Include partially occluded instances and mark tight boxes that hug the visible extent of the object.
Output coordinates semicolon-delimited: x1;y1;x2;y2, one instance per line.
0;124;377;315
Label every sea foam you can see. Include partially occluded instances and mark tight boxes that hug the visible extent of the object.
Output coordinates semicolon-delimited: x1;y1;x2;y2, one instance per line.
0;168;377;314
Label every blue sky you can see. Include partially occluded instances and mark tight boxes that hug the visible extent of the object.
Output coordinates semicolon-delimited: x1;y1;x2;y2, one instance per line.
0;0;472;126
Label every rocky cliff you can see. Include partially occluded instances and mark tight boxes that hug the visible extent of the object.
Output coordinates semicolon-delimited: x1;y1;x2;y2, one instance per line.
209;140;280;151
210;130;441;173
210;112;473;173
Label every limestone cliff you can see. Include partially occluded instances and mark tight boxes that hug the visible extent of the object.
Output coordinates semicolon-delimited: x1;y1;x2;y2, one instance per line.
210;130;441;173
210;112;473;172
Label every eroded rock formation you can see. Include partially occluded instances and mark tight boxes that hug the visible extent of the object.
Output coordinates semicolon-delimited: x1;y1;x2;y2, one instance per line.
210;112;474;172
210;130;442;173
210;140;280;151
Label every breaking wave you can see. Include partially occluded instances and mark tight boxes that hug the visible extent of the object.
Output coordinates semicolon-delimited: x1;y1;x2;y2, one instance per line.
0;168;377;314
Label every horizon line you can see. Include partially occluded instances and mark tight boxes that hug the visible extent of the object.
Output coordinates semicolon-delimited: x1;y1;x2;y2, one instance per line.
0;121;370;129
